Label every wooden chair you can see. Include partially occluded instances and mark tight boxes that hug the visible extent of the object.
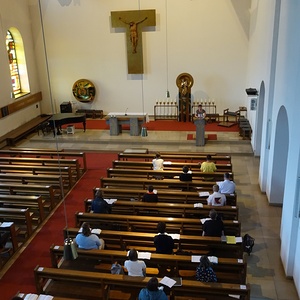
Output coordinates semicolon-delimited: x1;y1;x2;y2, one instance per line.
223;108;240;123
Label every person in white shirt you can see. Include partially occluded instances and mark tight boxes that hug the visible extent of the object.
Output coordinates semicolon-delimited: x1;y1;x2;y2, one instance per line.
218;173;236;194
124;248;146;277
207;185;226;206
152;153;164;171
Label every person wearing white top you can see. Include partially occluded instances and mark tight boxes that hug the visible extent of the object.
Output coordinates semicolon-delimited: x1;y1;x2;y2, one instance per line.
218;173;236;194
124;248;146;277
152;153;164;171
207;185;226;206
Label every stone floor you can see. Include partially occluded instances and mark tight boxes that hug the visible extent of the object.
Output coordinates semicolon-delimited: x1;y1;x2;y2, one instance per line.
9;127;300;300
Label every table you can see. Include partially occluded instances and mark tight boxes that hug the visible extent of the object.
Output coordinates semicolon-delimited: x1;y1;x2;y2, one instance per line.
105;112;149;136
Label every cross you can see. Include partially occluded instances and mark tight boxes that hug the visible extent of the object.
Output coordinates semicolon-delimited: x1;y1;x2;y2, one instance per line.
111;9;156;74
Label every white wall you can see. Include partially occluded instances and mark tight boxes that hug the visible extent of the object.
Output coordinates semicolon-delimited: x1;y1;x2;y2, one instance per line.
30;0;249;116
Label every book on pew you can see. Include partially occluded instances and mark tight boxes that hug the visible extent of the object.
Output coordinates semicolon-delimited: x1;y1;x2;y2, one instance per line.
0;222;13;227
104;198;117;204
199;191;210;197
194;203;204;208
160;276;182;288
78;227;102;235
221;236;243;244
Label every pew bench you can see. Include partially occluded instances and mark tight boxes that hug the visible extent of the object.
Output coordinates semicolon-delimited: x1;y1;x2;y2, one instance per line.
4;148;87;172
100;177;217;192
0;207;34;239
112;160;233;173
84;198;239;220
0;183;60;209
0;221;19;253
118;152;231;164
0;194;47;222
50;245;247;284
34;266;251;300
107;168;234;181
74;212;241;236
64;227;244;258
96;187;237;206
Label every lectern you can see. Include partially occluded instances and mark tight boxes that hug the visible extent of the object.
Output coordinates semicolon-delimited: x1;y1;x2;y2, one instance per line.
194;118;206;146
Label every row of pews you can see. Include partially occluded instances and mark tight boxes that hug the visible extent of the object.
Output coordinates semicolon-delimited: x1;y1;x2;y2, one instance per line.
31;150;251;299
0;148;87;269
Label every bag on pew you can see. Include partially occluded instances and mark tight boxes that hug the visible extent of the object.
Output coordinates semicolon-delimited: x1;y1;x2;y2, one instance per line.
111;262;124;274
243;233;255;255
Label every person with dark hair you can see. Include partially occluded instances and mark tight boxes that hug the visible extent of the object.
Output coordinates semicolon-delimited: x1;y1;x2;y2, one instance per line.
196;255;217;282
142;185;158;202
218;172;236;194
200;154;217;173
202;209;224;237
179;165;192;181
138;277;168;300
75;222;105;250
91;189;112;214
124;248;146;277
152;153;164;171
154;222;174;254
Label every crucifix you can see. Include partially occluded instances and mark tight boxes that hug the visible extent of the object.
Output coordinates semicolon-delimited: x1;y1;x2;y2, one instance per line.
111;9;156;74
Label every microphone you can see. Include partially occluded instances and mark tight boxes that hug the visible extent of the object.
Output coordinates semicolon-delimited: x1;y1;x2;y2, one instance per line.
125;108;128;116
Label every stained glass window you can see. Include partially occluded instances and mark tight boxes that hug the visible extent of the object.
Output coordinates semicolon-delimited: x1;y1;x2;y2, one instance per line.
6;30;21;96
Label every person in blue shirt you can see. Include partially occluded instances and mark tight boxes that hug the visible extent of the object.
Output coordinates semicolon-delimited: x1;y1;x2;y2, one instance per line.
75;222;105;250
91;189;112;213
138;277;168;300
196;255;217;282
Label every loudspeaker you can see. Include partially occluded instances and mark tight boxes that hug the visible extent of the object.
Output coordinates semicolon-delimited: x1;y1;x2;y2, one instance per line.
67;125;75;134
245;88;258;96
60;102;72;113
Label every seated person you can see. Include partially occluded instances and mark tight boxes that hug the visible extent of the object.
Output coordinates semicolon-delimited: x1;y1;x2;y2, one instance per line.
152;153;164;170
91;189;112;213
142;185;158;202
179;165;193;181
138;277;168;300
202;209;224;237
0;231;10;249
75;222;105;250
200;155;217;173
154;222;174;254
196;255;217;282
207;184;226;206
124;248;146;277
218;172;236;194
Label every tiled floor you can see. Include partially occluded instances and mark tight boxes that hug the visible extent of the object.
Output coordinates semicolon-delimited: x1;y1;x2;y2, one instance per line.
9;128;300;300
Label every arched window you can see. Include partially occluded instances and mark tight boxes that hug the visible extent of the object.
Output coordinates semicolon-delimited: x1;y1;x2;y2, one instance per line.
6;28;30;98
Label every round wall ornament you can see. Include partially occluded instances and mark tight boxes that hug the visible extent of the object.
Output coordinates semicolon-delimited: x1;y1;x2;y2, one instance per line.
72;79;96;102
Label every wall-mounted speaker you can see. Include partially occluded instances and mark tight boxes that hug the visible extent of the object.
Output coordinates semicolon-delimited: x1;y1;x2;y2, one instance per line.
245;88;258;96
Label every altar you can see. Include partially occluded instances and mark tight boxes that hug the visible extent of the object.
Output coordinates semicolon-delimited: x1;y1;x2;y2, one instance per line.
105;112;149;136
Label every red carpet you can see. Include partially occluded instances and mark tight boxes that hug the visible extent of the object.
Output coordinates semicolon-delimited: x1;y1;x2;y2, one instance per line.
71;119;239;132
0;153;118;300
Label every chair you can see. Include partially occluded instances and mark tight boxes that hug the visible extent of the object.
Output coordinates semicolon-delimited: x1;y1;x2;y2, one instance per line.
223;108;240;123
37;121;52;136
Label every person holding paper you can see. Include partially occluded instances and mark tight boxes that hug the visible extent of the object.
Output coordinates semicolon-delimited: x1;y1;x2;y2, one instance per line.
202;209;224;237
196;255;217;282
124;248;147;277
154;222;174;254
91;189;112;214
195;104;206;119
138;277;168;300
218;172;236;194
75;222;105;250
142;185;158;202
207;185;226;206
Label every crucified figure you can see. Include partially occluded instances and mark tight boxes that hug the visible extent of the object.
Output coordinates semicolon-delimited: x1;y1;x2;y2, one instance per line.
119;17;148;53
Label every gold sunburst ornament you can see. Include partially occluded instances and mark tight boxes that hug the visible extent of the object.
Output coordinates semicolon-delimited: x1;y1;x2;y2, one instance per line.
72;79;96;102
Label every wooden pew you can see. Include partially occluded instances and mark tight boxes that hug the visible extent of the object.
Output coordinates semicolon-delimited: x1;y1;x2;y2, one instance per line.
0;207;34;238
0;194;47;222
84;198;239;220
0;221;19;252
64;227;243;258
113;160;233;172
107;168;234;181
118;152;231;163
0;157;81;180
3;148;87;172
34;266;251;300
0;164;74;188
50;245;247;284
74;212;241;236
100;177;217;191
96;187;237;206
0;183;59;209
